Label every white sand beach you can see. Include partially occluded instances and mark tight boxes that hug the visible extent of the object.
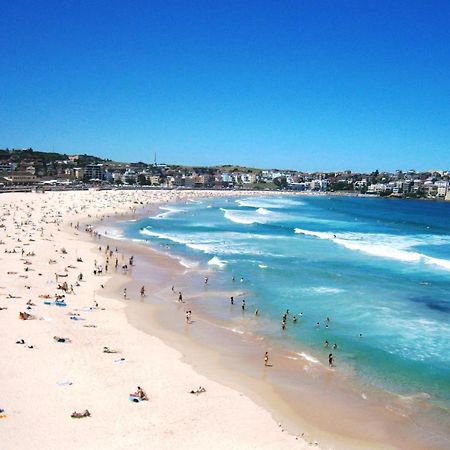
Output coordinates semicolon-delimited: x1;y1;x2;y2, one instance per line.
0;190;317;450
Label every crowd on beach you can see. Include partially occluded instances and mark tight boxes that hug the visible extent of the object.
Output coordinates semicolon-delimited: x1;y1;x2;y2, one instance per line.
0;189;317;450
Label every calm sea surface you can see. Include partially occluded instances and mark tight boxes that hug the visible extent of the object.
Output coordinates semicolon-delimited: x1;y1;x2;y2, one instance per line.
122;195;450;411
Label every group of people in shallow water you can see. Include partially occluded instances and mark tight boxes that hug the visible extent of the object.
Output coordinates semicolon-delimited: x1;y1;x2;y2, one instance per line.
228;277;340;368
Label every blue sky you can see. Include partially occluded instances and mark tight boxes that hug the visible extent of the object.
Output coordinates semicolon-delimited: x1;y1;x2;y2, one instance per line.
1;0;449;172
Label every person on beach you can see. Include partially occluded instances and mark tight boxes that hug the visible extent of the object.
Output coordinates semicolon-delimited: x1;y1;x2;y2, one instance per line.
178;292;183;302
328;353;334;367
255;309;259;316
241;299;245;311
123;288;127;299
332;343;338;350
134;386;148;400
204;276;208;285
71;410;90;418
293;315;297;323
324;340;329;348
140;286;145;297
281;320;286;330
230;296;234;305
264;351;269;366
54;336;70;343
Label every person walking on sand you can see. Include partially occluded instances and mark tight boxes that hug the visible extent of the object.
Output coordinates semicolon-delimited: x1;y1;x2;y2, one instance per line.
123;288;127;299
241;299;245;311
140;286;145;297
204;276;208;285
230;296;234;305
178;291;183;302
264;351;269;366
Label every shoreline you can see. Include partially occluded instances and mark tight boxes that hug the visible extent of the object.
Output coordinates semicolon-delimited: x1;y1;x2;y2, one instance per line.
1;189;448;450
94;192;449;450
0;189;315;450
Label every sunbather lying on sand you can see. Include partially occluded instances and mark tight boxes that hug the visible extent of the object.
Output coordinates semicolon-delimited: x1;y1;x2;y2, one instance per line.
190;386;206;395
53;336;71;343
71;409;90;418
103;346;119;353
19;311;34;320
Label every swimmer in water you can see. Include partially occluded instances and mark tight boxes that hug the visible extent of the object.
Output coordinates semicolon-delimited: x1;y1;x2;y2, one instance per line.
324;340;329;348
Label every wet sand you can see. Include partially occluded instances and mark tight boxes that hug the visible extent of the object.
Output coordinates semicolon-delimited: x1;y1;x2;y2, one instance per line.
95;196;450;450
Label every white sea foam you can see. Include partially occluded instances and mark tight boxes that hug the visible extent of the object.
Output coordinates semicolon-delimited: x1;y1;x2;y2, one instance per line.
230;328;245;334
297;352;320;364
100;227;125;240
151;206;186;220
139;228;188;244
221;207;283;225
178;258;198;269
221;208;262;225
236;197;304;209
258;264;268;269
308;287;343;294
208;256;226;268
294;228;450;271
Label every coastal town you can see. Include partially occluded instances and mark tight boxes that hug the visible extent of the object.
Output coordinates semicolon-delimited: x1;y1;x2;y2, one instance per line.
1;148;449;200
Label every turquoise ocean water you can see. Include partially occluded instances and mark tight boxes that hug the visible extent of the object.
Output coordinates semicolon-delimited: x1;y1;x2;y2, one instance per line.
123;195;450;412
